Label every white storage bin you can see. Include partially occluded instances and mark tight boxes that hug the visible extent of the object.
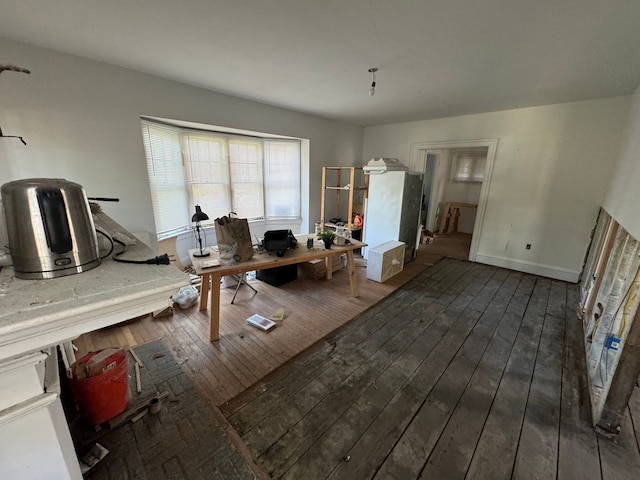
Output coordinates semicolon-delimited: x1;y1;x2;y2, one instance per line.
366;241;405;283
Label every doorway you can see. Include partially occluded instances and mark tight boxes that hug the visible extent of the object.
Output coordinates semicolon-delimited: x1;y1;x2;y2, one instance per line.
409;138;498;261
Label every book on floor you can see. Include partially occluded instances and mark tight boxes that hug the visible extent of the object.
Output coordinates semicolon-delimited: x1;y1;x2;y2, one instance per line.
246;314;276;331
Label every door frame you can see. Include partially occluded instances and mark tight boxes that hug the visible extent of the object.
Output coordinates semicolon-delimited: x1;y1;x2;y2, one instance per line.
421;152;441;233
409;138;498;262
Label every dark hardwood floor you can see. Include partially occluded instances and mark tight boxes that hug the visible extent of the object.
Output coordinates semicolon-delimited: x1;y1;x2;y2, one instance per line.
76;235;640;479
222;259;640;480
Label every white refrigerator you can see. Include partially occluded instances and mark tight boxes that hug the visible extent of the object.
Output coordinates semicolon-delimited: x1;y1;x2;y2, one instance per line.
362;170;423;261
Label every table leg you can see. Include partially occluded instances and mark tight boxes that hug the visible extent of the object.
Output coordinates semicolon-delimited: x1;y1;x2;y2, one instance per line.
326;253;333;280
346;250;359;297
209;272;222;342
199;273;211;310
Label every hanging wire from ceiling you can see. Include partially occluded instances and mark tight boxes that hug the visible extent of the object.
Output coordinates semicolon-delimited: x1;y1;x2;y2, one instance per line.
368;67;378;96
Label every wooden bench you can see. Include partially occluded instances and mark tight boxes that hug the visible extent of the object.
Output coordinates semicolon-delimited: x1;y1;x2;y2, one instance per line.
438;202;478;234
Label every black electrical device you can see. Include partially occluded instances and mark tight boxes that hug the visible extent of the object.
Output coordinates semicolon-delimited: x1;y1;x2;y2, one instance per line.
262;230;297;257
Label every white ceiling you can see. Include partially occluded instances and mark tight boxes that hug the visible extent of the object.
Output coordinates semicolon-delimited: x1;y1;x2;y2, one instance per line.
1;0;640;126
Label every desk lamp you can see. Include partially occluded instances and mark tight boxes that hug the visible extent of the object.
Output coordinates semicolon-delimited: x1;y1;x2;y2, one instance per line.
192;205;210;257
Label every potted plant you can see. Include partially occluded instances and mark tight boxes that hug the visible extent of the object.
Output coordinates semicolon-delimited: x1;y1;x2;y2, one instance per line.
319;230;337;249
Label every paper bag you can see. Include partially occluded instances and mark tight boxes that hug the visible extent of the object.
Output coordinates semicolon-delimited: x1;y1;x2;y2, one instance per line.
214;213;254;262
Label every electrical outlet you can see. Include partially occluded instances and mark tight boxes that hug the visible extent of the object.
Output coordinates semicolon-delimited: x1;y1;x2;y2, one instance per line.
526;244;532;250
605;335;620;350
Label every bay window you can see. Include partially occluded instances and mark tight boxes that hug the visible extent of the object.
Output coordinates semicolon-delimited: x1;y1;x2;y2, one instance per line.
141;119;301;239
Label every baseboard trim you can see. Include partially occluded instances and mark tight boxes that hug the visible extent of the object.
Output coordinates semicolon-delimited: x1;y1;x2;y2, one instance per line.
474;253;580;282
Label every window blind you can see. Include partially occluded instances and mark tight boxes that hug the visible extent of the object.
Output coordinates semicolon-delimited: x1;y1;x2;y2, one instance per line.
228;136;264;220
264;139;301;218
182;131;231;221
141;121;190;236
450;152;486;182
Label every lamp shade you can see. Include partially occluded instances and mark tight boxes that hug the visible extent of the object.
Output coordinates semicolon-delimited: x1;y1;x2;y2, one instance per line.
191;205;209;222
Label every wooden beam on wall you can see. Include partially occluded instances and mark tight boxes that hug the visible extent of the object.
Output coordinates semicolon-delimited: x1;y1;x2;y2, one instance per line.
596;301;640;435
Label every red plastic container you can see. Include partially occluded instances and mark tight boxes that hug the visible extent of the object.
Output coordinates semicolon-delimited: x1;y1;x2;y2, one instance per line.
68;349;130;425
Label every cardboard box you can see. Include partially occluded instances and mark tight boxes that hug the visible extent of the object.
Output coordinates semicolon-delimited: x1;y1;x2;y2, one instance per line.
366;241;405;283
301;255;345;279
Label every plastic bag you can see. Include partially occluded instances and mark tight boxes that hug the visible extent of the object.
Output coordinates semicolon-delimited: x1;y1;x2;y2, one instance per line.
171;285;199;309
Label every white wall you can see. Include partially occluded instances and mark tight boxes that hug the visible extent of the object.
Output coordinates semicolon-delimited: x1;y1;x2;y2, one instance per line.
0;38;363;252
604;86;640;240
363;97;630;281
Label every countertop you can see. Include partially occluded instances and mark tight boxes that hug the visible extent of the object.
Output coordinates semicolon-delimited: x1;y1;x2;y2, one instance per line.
0;212;189;362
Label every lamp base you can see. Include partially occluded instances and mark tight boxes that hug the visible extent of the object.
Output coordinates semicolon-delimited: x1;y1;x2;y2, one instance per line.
193;250;210;258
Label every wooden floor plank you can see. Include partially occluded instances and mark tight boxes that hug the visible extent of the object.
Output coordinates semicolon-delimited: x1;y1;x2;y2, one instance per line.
368;270;519;480
168;314;243;402
418;273;535;480
224;259;469;434
281;265;498;480
223;259;460;415
511;281;567;479
599;407;640;479
465;277;551;480
324;267;510;480
558;283;603;480
258;263;488;478
275;264;498;480
629;385;640;459
243;263;486;462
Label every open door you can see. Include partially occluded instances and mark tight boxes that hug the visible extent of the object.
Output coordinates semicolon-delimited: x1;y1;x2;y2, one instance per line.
410;139;497;261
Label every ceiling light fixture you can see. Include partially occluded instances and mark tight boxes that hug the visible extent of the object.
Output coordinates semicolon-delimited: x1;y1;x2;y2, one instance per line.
368;67;378;96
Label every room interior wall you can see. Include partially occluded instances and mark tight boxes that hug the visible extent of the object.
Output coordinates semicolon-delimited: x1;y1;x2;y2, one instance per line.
363;97;630;281
0;37;363;253
603;86;640;240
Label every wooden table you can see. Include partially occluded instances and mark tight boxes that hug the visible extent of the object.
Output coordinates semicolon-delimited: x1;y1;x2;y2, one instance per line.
189;235;366;341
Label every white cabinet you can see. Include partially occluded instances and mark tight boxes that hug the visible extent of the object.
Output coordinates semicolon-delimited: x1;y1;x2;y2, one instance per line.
362;171;423;261
0;350;81;479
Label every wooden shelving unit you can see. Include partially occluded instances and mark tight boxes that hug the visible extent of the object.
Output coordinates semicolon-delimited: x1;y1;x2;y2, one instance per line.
320;166;369;231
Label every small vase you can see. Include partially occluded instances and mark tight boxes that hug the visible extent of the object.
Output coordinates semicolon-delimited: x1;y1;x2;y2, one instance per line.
324;240;332;249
